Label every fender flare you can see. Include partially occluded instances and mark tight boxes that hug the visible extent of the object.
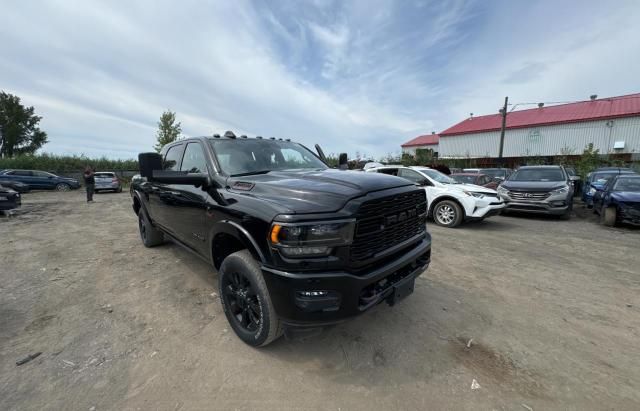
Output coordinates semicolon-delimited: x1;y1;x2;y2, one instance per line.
209;220;266;265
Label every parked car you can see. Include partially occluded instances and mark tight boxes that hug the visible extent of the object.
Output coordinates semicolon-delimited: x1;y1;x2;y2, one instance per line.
0;185;21;211
450;173;500;190
0;179;30;193
564;167;582;195
477;168;512;181
94;172;123;193
497;165;574;219
366;165;504;227
0;169;80;191
593;174;640;226
131;134;431;346
463;168;481;173
582;168;636;208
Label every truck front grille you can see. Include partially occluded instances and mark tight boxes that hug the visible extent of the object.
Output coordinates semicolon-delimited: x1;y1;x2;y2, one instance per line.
508;191;550;201
350;190;427;262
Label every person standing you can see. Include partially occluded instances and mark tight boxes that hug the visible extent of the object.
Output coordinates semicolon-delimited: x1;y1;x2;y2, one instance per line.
83;166;95;203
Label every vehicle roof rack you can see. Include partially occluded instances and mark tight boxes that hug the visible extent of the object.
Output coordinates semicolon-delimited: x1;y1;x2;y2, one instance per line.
285;138;291;142
256;136;263;139
240;135;247;139
213;133;221;138
224;131;236;139
269;137;276;140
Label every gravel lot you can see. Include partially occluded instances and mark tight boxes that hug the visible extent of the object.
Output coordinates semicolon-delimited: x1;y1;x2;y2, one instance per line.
1;190;639;410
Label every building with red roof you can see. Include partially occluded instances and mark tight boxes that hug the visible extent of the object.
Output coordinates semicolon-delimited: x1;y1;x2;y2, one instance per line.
437;93;640;160
401;132;439;156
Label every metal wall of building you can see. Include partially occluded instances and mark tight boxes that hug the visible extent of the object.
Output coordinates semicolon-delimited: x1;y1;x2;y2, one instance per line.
401;145;439;155
438;116;640;158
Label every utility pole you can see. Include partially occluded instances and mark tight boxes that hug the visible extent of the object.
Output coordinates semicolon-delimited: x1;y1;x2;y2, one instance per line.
498;96;508;167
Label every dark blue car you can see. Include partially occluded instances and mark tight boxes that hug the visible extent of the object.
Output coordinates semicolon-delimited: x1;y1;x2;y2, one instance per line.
0;169;80;191
593;174;640;226
582;168;636;207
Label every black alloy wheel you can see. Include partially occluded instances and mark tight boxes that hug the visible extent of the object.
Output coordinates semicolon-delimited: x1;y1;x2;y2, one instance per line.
221;271;262;332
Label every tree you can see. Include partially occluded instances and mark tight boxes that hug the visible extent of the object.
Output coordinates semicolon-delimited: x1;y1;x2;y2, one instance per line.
575;143;600;179
154;110;181;152
0;91;48;158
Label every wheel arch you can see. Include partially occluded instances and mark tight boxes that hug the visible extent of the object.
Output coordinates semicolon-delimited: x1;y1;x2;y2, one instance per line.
209;221;266;270
429;195;467;219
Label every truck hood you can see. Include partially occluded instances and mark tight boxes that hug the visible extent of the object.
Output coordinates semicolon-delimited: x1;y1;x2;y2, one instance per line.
501;180;567;192
227;169;413;213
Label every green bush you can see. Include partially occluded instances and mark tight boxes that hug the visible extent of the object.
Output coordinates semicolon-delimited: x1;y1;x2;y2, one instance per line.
0;153;138;172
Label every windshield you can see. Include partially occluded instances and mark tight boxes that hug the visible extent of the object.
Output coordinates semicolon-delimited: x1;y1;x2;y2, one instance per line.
613;178;640;192
451;175;476;184
416;168;457;184
480;169;505;178
591;172;616;184
509;168;564;182
209;139;327;176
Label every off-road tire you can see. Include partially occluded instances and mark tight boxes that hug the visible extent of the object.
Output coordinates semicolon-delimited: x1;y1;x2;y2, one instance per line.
138;209;164;247
433;200;463;228
219;250;283;347
602;206;617;227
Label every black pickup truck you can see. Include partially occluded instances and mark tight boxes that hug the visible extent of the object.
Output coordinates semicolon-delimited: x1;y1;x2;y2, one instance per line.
131;133;431;346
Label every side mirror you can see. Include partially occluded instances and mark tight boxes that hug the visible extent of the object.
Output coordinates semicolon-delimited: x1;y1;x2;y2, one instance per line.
338;153;348;170
139;152;163;179
418;179;430;186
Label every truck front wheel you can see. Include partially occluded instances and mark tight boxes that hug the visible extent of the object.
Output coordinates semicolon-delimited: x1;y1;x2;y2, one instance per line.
138;209;164;247
219;250;283;347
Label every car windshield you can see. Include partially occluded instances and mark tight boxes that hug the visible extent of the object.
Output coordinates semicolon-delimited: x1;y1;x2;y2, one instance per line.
591;172;616;183
510;168;564;182
209;139;327;176
480;169;504;178
451;175;476;184
613;178;640;192
416;168;457;184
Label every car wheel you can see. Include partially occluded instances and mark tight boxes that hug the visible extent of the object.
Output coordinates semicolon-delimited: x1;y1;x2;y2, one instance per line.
433;200;463;228
55;183;71;191
219;250;283;347
138;209;164;247
602;206;617;227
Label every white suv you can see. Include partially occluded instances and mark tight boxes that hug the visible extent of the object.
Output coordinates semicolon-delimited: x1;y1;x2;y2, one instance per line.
365;166;505;227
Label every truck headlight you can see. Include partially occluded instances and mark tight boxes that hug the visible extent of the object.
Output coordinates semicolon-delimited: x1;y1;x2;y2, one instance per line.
270;220;355;257
550;185;569;195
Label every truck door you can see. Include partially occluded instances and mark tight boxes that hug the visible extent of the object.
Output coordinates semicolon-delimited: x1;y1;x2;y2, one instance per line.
168;141;210;256
147;143;185;237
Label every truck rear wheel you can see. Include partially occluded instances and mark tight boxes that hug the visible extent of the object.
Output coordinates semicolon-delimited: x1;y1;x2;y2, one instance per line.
138;209;164;247
433;200;463;228
219;250;282;347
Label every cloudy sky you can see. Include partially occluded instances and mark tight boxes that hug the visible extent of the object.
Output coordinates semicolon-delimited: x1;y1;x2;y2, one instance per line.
2;0;639;159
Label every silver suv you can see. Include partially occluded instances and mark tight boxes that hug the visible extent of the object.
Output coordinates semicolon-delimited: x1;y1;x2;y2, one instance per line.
497;166;574;219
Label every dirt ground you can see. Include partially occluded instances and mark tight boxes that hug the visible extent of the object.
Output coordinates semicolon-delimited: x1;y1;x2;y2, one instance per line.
1;190;639;410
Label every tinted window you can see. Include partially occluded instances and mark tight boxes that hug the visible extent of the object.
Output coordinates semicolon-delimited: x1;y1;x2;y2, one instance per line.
164;145;183;171
10;170;32;176
415;168;457;184
180;143;208;173
510;168;564;182
95;172;115;178
376;168;399;176
398;168;424;183
33;171;54;177
591;172;617;183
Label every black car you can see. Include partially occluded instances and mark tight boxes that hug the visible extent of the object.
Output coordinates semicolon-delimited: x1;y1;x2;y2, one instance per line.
131;133;431;347
0;179;30;193
497;165;574;218
593;174;640;226
0;169;80;191
0;185;21;211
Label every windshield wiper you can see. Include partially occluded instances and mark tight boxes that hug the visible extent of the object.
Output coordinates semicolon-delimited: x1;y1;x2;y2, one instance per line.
230;170;272;177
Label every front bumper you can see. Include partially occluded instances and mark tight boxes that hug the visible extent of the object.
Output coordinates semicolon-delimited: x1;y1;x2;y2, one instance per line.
459;195;505;220
261;235;431;327
500;193;570;215
96;183;121;190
